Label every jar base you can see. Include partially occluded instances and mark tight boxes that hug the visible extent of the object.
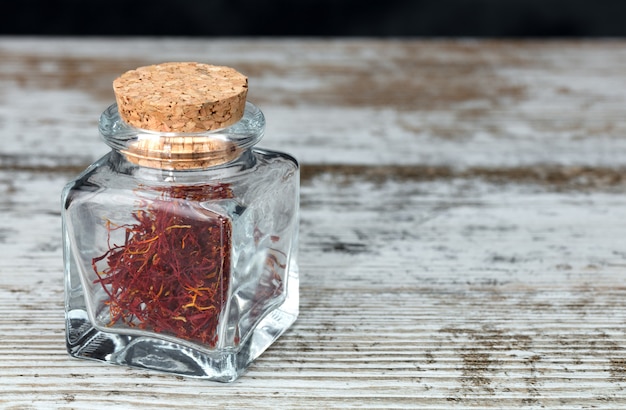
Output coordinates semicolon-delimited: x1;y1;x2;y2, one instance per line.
65;274;298;382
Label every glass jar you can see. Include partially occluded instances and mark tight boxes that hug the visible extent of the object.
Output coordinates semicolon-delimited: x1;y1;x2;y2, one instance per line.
62;100;299;382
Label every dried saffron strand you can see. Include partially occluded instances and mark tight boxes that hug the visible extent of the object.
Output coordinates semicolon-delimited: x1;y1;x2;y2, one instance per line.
92;184;233;347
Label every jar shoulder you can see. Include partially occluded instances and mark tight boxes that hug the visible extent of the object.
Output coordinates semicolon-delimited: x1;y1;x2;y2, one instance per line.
252;148;298;169
62;149;299;209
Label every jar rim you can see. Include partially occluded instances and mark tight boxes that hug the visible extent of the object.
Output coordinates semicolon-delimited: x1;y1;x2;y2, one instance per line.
99;101;265;170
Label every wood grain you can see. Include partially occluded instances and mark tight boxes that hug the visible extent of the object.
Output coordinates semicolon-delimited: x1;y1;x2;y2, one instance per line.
2;38;626;408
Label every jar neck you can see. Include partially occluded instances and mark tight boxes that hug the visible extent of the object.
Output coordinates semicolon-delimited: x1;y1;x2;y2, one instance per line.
108;148;257;183
99;101;265;171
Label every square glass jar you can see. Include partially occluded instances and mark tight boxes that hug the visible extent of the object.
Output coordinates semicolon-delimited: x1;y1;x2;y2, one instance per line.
62;102;299;381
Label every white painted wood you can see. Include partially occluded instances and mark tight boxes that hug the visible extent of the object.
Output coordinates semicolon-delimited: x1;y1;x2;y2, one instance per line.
2;38;626;408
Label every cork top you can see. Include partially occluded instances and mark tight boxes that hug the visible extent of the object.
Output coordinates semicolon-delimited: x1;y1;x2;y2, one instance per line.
113;62;248;132
108;62;253;170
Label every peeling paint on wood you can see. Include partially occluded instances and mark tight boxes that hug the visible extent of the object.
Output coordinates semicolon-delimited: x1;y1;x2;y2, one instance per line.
2;38;626;408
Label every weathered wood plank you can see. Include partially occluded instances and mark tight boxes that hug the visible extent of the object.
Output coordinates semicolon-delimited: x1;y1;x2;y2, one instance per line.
2;38;626;168
3;166;626;408
2;38;626;408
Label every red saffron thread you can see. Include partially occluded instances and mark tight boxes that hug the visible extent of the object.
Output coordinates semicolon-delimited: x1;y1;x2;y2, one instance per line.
92;184;233;347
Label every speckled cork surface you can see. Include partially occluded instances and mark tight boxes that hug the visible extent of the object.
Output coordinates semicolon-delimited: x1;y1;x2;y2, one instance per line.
112;62;248;169
113;62;248;132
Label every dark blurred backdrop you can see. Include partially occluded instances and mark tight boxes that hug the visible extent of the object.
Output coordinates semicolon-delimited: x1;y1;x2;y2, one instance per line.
4;0;626;37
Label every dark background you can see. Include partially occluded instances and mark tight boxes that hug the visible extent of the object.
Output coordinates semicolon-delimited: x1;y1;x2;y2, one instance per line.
3;0;626;37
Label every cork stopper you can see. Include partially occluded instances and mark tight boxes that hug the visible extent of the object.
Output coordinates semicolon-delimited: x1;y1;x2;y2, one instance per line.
113;62;248;132
112;62;249;170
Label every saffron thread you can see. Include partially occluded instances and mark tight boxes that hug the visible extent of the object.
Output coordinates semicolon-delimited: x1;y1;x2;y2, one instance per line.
92;184;233;347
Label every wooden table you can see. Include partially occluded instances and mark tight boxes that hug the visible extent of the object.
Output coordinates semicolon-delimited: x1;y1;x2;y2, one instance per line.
2;38;626;408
